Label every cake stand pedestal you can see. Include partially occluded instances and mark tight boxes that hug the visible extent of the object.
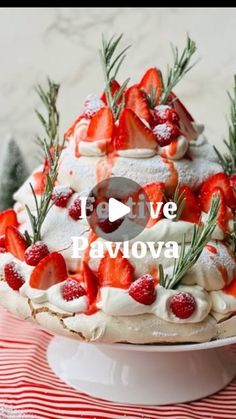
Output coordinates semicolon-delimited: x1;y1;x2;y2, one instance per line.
47;335;236;405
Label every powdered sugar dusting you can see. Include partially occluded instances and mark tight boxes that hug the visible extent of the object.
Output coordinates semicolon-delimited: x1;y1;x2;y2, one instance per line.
154;104;171;117
153;123;172;140
84;94;104;117
52;185;72;197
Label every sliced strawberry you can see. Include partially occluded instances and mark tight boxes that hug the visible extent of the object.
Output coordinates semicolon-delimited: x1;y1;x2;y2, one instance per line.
125;85;152;123
5;226;28;261
199;172;236;211
86;107;114;142
200;186;230;229
177;185;201;224
168;92;197;141
230;174;236;191
64;114;85;140
29;252;67;290
33;171;46;195
0;209;18;235
143;182;165;227
98;249;134;289
83;262;99;305
100;80;121;105
139;67;163;106
115;108;157;151
0;235;5;248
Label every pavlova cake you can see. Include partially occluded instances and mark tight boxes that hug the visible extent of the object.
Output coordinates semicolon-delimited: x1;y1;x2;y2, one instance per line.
0;35;235;344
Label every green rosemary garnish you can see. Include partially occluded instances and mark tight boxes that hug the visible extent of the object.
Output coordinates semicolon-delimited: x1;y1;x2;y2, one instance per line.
25;79;64;244
99;34;131;119
159;194;220;289
214;75;236;176
172;183;186;221
160;35;197;105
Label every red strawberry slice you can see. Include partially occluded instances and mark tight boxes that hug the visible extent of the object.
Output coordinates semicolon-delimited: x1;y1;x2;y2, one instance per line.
98;249;134;289
177;185;201;224
100;80;121;105
83;262;99;305
0;235;5;248
125;85;152;123
200;186;230;229
230;174;236;191
5;226;28;261
143;182;165;227
87;107;114;142
199;172;236;211
139;67;163;106
29;252;67;290
168;92;197;141
115;108;157;151
64;114;85;140
0;209;18;235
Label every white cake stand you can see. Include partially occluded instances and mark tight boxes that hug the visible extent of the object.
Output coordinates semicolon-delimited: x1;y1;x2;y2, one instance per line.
47;335;236;405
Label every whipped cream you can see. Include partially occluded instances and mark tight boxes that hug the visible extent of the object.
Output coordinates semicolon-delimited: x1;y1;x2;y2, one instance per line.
118;148;157;158
159;135;188;160
79;140;107;156
97;284;211;323
210;290;236;314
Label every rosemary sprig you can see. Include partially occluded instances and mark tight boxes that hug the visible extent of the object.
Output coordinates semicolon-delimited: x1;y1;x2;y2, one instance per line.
99;34;131;119
214;75;236;176
160;35;197;105
172;183;186;221
25;79;63;244
159;194;220;289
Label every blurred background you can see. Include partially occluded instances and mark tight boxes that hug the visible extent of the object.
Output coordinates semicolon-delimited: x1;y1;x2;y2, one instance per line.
0;7;236;170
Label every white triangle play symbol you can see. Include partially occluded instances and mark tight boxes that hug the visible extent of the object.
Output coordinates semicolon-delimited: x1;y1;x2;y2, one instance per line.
108;198;131;222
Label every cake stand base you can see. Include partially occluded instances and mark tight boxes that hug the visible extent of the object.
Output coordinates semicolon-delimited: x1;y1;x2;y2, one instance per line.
47;335;236;405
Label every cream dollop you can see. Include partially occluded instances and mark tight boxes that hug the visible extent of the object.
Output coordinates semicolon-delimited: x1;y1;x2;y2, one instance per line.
79;140;107;156
118;148;157;158
97;284;211;323
159;135;188;160
210;290;236;314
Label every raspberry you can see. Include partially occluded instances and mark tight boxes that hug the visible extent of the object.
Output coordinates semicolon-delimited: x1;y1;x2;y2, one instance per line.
169;292;196;319
153;122;180;147
98;217;124;234
62;279;86;301
129;274;156;305
4;262;25;290
51;186;73;208
24;242;49;266
69;197;93;221
153;105;179;125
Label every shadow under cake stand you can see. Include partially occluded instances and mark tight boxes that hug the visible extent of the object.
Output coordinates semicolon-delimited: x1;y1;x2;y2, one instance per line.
47;334;236;405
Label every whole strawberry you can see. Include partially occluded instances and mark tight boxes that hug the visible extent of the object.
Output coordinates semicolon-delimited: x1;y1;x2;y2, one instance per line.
4;262;25;290
129;274;156;305
169;292;196;319
62;279;86;301
24;242;49;266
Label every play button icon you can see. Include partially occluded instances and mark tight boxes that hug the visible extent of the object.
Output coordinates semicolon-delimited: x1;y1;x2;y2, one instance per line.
86;177;150;242
108;198;130;222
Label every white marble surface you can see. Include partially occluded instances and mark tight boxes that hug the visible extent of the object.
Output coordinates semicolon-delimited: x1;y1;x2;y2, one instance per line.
0;7;236;169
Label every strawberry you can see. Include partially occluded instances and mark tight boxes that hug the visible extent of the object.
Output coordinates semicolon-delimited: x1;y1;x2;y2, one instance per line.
4;261;25;291
0;235;5;248
139;67;163;106
29;252;67;290
100;80;121;105
153;104;179;125
62;278;86;301
125;85;152;123
24;241;49;266
98;249;134;289
84;94;104;117
143;182;165;227
115;108;157;151
200;187;229;229
153;122;180;147
129;274;156;305
83;262;99;305
168;92;197;141
64;114;85;140
0;209;18;235
230;174;236;191
5;226;28;261
86;107;114;142
51;185;73;208
169;292;196;319
177;185;201;224
33;171;46;195
199;172;236;211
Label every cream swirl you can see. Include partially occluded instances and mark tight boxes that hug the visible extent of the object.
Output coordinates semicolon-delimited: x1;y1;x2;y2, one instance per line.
97;284;211;323
159;135;188;160
210;289;236;314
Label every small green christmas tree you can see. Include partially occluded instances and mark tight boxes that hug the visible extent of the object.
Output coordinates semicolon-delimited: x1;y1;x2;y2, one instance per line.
0;139;29;211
